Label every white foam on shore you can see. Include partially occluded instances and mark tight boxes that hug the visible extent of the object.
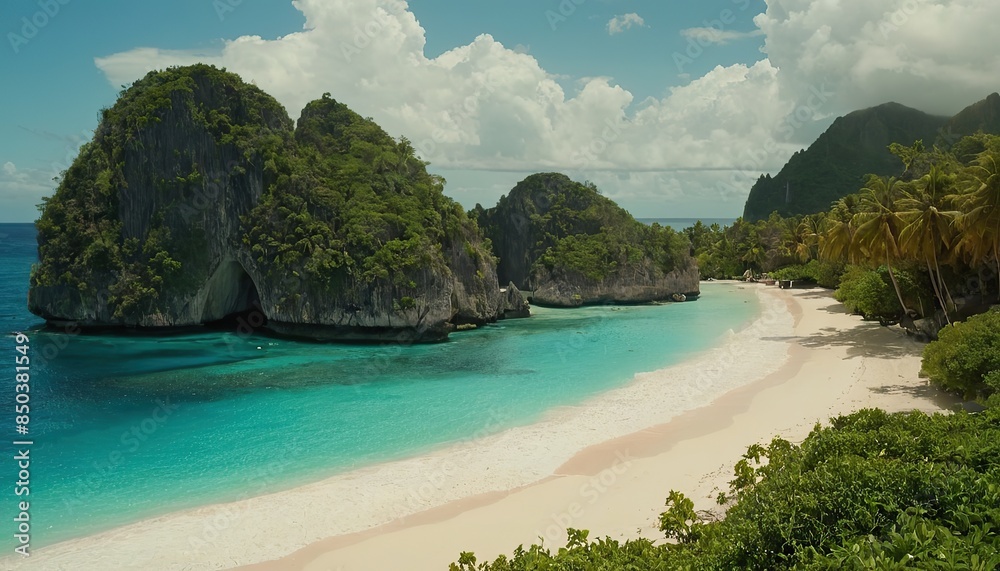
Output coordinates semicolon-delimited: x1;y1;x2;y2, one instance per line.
5;285;793;571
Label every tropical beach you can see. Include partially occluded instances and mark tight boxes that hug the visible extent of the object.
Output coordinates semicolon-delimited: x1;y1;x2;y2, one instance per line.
5;2;1000;569
1;283;958;570
243;285;959;571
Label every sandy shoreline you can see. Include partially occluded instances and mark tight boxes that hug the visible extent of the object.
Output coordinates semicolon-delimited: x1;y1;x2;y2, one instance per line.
4;285;957;570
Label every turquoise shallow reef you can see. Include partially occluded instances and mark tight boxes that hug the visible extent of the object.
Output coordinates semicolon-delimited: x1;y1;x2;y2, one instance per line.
0;223;758;548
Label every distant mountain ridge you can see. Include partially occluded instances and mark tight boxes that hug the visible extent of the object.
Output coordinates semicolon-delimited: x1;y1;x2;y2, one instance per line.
742;93;1000;221
944;92;1000;139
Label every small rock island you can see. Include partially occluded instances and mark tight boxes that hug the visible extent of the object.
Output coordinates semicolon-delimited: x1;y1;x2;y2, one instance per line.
476;173;700;307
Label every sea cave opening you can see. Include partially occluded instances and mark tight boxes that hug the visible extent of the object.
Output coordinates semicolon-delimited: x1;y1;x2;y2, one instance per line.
200;260;266;329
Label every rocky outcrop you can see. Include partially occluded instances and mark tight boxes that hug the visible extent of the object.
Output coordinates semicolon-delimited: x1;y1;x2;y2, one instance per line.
497;282;531;319
743;102;948;221
444;226;503;326
252;265;457;342
531;262;700;307
477;173;700;307
29;65;505;342
30;65;289;328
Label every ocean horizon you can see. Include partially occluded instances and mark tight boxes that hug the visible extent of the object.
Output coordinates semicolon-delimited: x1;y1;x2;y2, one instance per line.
637;218;738;230
0;223;760;550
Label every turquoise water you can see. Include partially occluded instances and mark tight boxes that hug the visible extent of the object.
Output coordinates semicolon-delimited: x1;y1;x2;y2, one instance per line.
0;223;758;548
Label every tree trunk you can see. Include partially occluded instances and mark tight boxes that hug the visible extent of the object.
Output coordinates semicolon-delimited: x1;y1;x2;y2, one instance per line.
994;241;1000;295
926;260;951;326
883;240;910;317
940;276;957;323
932;247;956;322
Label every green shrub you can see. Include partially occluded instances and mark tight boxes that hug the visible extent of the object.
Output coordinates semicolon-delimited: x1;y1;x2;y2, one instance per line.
771;263;814;282
770;260;843;287
455;408;1000;570
812;260;845;289
835;266;901;321
922;308;1000;399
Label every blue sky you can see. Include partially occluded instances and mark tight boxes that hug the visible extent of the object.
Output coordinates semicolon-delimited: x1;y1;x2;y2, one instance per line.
0;1;303;223
1;0;996;223
414;0;767;98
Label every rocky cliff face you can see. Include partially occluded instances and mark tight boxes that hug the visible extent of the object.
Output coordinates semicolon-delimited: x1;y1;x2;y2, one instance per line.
30;65;291;328
29;65;505;341
444;225;503;326
498;282;531;319
531;262;700;307
743;94;1000;221
258;268;457;342
476;185;548;289
742;102;948;221
477;173;700;306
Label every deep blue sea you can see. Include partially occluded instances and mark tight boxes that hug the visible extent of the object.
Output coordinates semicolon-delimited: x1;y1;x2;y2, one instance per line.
637;218;738;230
0;223;758;549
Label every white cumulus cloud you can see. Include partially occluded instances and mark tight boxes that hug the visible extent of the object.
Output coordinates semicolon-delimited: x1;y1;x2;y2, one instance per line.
0;161;61;222
680;27;764;46
607;13;646;36
93;0;791;177
87;0;1000;217
756;0;1000;115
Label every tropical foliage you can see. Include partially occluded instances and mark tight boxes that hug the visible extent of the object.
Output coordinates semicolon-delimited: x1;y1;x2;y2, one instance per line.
922;308;1000;402
833;265;906;323
477;174;691;288
454;407;1000;570
243;94;483;308
685;214;842;286
818;134;1000;324
698;133;1000;328
32;64;292;321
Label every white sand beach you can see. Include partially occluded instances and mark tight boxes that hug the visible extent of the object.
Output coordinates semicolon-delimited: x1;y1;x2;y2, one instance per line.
3;284;958;571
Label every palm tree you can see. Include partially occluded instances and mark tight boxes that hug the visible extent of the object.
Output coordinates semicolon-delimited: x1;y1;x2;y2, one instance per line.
742;247;765;272
852;175;911;316
897;166;960;322
820;196;860;263
796;213;825;262
958;150;1000;292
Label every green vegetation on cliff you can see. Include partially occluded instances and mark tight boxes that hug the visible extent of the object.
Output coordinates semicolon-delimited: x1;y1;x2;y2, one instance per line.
743;102;948;221
243;94;483;307
32;64;292;322
743;94;1000;222
476;173;690;289
454;406;1000;570
30;65;496;332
